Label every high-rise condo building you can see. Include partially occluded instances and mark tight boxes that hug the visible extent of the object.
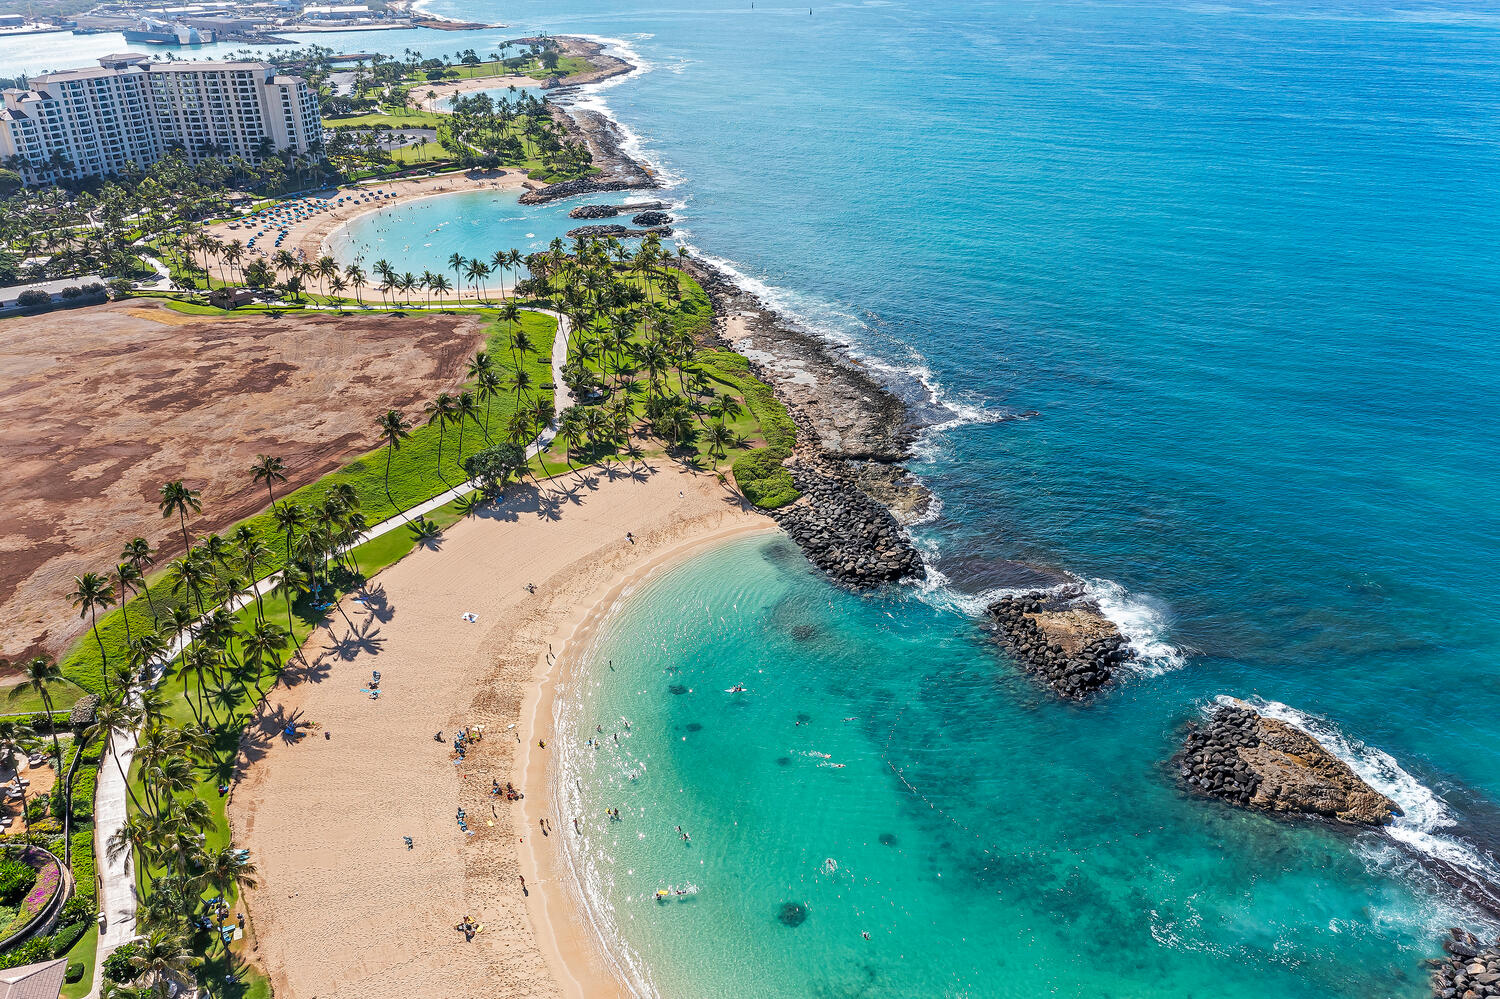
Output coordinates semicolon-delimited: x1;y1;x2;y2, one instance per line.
0;53;322;184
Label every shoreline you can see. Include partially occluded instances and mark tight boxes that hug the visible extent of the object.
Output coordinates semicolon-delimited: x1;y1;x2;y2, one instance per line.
515;521;778;999
230;464;768;999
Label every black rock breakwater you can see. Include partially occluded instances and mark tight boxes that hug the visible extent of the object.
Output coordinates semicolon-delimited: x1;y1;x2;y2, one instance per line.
1432;930;1500;998
771;458;922;587
1176;702;1400;825
987;587;1133;699
683;258;928;588
567;200;671;219
566;224;671;240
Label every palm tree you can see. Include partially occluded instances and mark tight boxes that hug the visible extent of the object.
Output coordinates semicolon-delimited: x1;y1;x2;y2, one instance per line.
10;657;63;813
464;258;490;302
241;620;288;692
711;391;744;424
272;502;307;574
122;537;160;622
69;572;116;697
157;479;202;554
429;272;452;304
448;252;466;295
0;720;34;835
424;392;458;482
706;420;732;458
454;390;481;462
114;560;143;646
377;409;411;510
344;262;367;306
130;928;200;995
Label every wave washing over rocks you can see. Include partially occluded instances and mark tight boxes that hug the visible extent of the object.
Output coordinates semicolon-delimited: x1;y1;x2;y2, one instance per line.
986;585;1135;699
687;257;928;588
1176;699;1401;824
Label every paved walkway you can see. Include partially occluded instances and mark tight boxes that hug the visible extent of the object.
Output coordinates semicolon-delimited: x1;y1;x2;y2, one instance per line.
88;309;573;997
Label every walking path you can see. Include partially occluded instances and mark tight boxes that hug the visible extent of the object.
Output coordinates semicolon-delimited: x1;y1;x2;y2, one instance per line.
88;308;573;997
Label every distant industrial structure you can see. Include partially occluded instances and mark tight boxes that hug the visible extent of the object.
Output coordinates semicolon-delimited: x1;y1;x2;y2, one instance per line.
0;53;323;184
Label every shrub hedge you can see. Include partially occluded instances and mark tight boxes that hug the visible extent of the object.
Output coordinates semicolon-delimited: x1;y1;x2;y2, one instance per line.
732;448;801;509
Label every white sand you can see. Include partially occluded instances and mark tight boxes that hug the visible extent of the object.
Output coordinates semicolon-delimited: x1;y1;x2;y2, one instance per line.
229;462;770;998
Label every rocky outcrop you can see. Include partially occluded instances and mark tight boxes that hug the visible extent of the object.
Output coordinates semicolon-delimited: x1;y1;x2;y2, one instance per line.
1177;701;1401;825
568;203;624;219
631;210;672;227
521;105;656;203
565;224;670;240
680;256;928;588
987;586;1133;698
567;200;670;220
1430;929;1500;998
770;457;921;587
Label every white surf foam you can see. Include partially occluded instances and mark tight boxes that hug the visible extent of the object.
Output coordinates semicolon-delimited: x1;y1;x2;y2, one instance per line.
1228;696;1500;911
548;34;687;191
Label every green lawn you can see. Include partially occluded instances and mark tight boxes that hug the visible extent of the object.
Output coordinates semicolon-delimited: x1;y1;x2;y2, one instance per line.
58;310;558;697
325;108;448;130
404;54;591;84
58;923;97;999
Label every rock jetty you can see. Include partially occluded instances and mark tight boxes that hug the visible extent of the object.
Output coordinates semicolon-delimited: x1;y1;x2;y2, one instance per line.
632;210;672;227
521;106;656;204
1177;701;1401;824
567;200;670;220
565;224;671;240
987;586;1134;698
1430;929;1500;999
770;458;921;587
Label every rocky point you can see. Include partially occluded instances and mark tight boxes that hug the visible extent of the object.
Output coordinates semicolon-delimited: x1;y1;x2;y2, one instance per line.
1176;700;1401;825
987;586;1133;699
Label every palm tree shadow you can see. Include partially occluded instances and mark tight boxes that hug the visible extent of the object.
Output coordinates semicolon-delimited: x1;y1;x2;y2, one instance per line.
355;583;395;624
331;624;385;661
278;652;333;688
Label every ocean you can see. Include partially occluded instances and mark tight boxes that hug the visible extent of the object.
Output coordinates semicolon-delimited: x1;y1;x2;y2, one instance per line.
6;1;1500;994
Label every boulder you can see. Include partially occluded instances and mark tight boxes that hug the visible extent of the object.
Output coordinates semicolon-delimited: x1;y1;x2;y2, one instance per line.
1430;931;1500;999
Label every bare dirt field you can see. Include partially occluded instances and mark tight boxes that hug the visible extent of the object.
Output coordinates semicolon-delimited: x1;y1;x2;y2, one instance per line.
0;299;489;665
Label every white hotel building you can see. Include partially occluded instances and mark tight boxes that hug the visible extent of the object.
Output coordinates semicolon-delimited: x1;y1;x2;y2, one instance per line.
0;53;322;184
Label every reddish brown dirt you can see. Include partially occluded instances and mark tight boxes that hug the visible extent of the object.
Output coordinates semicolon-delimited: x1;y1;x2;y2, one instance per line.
0;300;487;666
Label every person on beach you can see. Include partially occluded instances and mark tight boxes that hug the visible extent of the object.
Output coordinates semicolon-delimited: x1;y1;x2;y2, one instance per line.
626;532;635;544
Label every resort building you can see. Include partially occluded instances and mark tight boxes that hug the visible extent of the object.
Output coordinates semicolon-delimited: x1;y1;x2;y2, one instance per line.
0;53;323;184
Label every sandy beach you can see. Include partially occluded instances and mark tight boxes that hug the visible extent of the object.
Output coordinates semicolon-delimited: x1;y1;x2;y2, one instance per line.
229;462;770;999
415;73;541;111
202;170;528;286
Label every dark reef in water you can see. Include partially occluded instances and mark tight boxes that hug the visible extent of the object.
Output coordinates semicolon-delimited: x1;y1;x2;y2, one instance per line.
777;902;808;927
668;684;688;696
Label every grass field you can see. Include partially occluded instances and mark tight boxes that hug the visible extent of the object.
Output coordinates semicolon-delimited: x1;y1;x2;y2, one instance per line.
57;310;558;697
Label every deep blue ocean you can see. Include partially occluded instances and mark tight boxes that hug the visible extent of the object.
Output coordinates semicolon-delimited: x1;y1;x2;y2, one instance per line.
6;2;1500;994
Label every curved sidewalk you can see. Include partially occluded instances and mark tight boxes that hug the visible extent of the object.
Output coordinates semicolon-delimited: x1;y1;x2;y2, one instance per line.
89;308;573;996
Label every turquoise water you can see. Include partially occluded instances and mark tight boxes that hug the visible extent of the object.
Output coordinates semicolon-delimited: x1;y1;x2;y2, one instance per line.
9;1;1500;995
437;82;541;110
558;536;1461;999
323;187;656;279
